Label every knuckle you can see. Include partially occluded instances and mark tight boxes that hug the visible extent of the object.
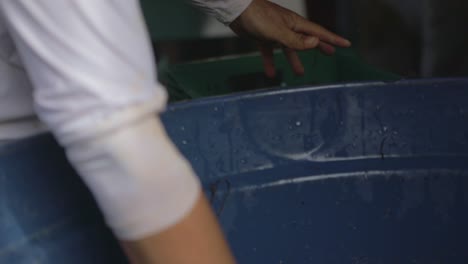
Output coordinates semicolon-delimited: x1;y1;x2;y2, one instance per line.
283;11;298;30
296;35;307;50
284;35;304;50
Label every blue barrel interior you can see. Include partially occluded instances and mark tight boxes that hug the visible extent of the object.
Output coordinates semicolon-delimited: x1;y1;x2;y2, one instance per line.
1;79;467;263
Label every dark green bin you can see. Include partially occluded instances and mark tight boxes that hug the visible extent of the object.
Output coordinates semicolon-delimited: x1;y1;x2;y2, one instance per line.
160;48;400;101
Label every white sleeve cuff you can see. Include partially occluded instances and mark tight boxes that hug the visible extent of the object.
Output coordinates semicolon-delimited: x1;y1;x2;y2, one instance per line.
66;116;201;240
191;0;253;25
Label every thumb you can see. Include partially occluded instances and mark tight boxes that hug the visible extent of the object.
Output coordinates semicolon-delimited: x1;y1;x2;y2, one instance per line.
279;31;319;51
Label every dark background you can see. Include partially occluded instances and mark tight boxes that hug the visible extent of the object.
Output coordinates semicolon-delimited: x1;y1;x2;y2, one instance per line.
142;0;468;79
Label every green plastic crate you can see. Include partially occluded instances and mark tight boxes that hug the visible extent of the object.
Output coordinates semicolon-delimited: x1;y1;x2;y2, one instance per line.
160;48;400;101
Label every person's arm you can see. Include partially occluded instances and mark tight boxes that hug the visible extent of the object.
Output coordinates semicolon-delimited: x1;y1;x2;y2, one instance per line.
0;1;235;263
74;115;236;264
122;194;235;264
193;0;352;77
231;0;351;77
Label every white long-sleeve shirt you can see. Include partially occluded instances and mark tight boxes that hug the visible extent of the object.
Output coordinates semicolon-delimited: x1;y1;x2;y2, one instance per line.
0;0;251;240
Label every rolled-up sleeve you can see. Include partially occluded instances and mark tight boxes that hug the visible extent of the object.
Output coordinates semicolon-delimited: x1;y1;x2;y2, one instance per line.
191;0;253;25
0;0;200;240
1;0;167;144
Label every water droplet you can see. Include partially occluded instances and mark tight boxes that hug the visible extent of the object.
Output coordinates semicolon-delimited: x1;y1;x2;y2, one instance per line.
383;126;388;132
279;96;284;101
180;126;185;131
240;159;247;164
280;82;287;87
393;131;399;135
288;126;293;130
214;106;219;111
182;140;188;145
295;121;302;127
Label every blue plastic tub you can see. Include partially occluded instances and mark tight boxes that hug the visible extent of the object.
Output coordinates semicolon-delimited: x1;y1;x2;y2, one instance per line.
1;79;467;263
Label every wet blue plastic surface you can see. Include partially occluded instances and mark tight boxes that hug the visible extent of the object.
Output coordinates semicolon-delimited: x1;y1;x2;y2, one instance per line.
1;79;468;263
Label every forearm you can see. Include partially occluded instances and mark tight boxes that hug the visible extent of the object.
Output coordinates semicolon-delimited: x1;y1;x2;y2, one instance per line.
122;194;236;264
68;114;235;263
1;1;235;262
67;113;236;263
82;115;235;263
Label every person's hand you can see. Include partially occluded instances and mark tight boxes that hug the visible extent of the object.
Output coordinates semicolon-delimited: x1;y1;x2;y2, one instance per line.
230;0;351;77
